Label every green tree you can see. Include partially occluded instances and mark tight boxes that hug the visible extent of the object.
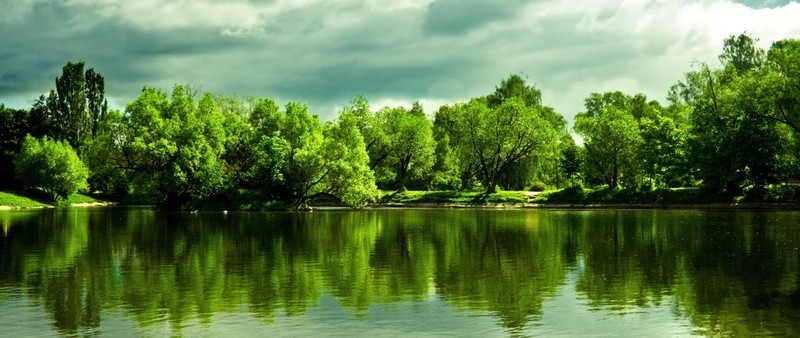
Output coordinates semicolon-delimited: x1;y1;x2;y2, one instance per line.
687;34;791;195
249;97;283;136
14;135;88;201
0;104;29;189
486;74;542;108
639;115;688;188
432;104;479;190
719;33;765;75
744;39;800;136
452;97;555;193
377;104;435;191
340;96;390;171
574;104;641;189
281;102;379;208
119;86;226;207
559;140;583;186
82;109;128;196
52;62;108;153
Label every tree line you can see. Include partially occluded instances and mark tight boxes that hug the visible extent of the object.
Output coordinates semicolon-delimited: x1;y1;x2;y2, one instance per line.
1;33;798;208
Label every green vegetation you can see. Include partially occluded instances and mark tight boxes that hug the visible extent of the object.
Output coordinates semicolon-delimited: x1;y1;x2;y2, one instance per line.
14;135;89;202
381;190;527;204
535;185;800;206
1;33;799;209
3;209;800;336
0;190;99;208
0;191;49;208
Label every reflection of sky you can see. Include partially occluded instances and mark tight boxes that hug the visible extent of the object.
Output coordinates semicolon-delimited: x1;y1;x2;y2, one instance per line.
537;260;695;337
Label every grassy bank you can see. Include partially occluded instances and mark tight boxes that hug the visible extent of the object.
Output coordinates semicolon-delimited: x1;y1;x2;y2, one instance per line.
378;190;528;205
0;190;102;209
533;185;800;207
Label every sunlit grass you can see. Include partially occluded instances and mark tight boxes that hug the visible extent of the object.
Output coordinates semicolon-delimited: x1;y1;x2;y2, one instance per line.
0;190;104;208
381;190;527;204
0;191;49;208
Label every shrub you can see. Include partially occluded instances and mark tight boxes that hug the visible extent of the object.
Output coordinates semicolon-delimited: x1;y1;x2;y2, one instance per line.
430;173;460;191
528;181;547;191
14;135;89;201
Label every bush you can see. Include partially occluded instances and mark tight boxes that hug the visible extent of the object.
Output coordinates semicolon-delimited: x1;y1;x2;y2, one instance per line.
528;181;547;191
14;135;89;201
430;173;460;191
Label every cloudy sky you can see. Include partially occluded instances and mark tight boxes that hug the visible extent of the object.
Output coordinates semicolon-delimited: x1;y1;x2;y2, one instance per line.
1;0;799;123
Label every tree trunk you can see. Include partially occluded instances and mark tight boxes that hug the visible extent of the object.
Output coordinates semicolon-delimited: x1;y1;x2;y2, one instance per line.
486;181;497;194
396;155;410;191
611;163;619;188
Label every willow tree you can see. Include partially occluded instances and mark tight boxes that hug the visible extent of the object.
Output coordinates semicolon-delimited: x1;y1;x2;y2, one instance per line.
280;103;378;208
452;97;556;193
376;103;435;191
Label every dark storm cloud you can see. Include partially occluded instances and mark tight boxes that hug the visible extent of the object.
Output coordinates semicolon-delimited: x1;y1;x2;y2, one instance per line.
1;0;799;122
423;0;524;35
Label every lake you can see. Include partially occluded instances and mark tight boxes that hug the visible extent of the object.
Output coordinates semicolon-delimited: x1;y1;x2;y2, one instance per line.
1;208;799;337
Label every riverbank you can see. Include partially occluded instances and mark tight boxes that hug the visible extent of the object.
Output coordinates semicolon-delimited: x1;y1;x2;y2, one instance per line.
4;187;800;211
369;187;800;210
0;191;109;209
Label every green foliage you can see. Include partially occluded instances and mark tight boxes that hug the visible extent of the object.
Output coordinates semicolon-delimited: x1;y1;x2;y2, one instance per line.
487;73;542;108
452;97;556;193
429;172;461;191
536;187;730;205
376;105;435;190
383;190;526;204
559;139;583;186
318;112;380;207
14;135;89;201
687;37;792;195
0;191;49;207
639;115;688;187
0;104;29;189
4;33;800;209
528;181;547;192
575;102;642;189
248;135;290;192
120;86;227;208
281;102;379;208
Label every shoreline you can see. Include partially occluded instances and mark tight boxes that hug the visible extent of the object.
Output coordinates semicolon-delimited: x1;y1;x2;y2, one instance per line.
3;201;800;211
362;201;800;211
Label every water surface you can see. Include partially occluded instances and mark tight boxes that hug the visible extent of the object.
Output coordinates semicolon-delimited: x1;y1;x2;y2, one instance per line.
1;208;799;336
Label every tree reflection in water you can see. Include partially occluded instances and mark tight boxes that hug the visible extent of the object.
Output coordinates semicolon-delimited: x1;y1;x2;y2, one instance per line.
0;209;799;336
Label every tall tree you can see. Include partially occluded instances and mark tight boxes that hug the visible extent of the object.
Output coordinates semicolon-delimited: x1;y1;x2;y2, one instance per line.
281;102;378;208
377;104;435;191
719;33;765;75
487;74;542;108
48;61;108;153
574;104;641;189
433;104;479;190
452;97;555;193
118;86;226;207
0;104;29;189
639;115;687;187
340;96;390;171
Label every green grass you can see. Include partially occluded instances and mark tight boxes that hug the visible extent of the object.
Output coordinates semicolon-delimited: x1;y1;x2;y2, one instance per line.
0;191;49;208
534;186;732;205
58;193;99;206
0;190;106;208
381;190;527;204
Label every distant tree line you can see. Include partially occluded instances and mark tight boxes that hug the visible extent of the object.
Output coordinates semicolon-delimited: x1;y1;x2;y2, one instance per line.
1;33;799;207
